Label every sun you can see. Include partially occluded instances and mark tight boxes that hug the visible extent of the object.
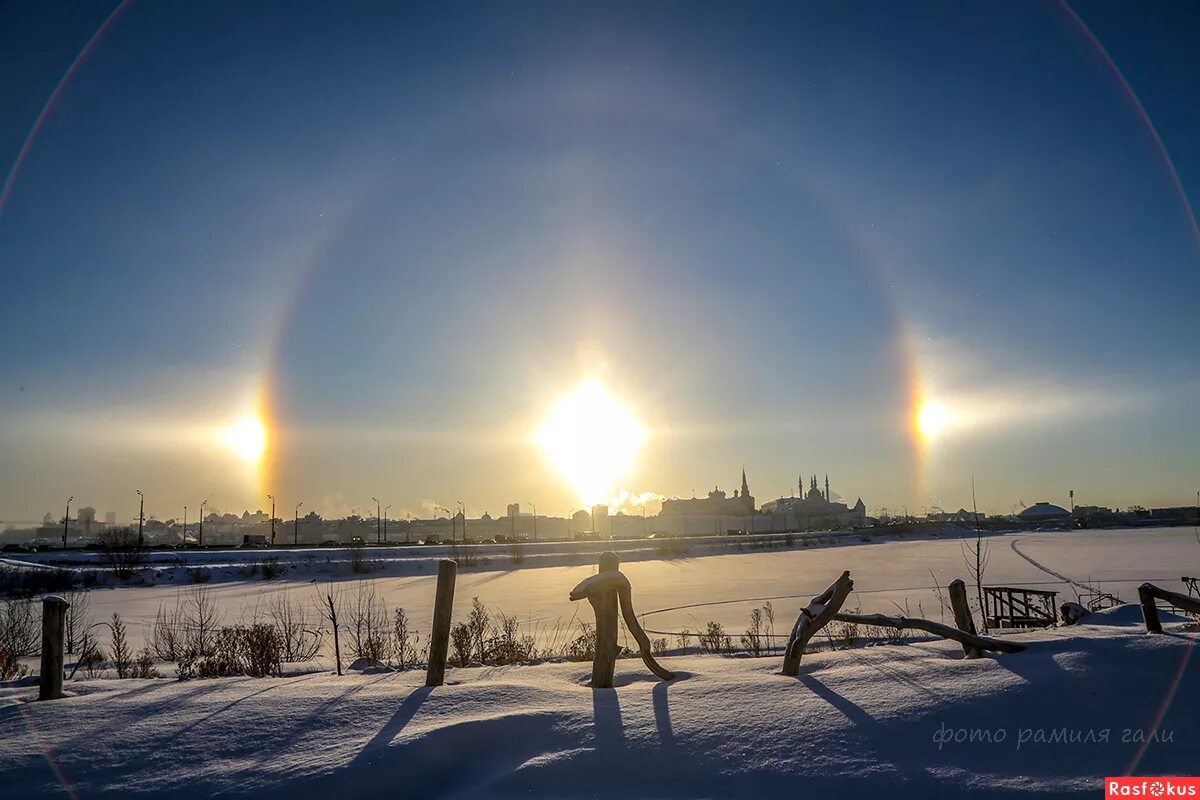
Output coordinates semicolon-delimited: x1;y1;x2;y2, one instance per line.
224;416;267;463
535;380;646;507
916;400;952;439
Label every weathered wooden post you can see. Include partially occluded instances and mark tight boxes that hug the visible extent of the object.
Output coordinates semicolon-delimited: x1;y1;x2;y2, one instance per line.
782;571;854;676
426;559;457;687
39;595;70;701
1138;583;1163;633
569;551;673;689
948;578;982;658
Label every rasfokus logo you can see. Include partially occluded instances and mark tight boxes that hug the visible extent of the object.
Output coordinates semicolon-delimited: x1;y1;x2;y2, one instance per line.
1106;778;1199;797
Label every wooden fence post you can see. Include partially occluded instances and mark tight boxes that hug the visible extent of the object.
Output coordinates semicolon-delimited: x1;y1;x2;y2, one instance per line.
39;595;70;701
948;578;982;658
568;551;672;689
426;559;458;687
1138;583;1163;634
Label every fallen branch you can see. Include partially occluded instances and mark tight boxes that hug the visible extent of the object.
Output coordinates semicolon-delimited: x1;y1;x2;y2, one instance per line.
833;611;1028;654
782;570;854;676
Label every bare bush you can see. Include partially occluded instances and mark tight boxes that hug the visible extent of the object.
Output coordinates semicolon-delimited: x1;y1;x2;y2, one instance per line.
110;613;133;678
63;590;92;655
133;648;160;678
97;527;146;579
741;607;766;657
346;583;391;663
70;628;105;679
651;637;669;657
268;593;322;662
489;611;537;664
564;621;596;661
260;558;283;580
182;587;223;658
698;620;732;654
450;621;472;667
465;597;490;662
0;597;39;658
449;542;480;568
178;624;283;679
1;648;27;680
676;628;693;652
151;600;186;662
185;566;212;584
826;607;862;649
508;541;526;565
392;607;421;669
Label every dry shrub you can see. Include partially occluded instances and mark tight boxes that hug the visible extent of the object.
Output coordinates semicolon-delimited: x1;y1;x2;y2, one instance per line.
268;593;322;662
185;566;212;584
0;597;39;658
741;607;766;657
450;621;472;667
110;613;133;678
346;583;391;663
564;621;596;661
392;607;422;669
97;527;146;579
151;601;186;661
63;590;92;655
178;624;283;679
698;620;732;654
651;637;669;657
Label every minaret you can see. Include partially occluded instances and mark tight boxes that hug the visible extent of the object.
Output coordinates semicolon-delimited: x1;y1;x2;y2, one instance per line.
825;474;830;502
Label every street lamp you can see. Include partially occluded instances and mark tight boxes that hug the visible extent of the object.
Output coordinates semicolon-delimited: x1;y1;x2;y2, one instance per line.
384;504;392;543
267;494;276;545
183;505;187;544
372;497;381;544
457;501;465;543
63;496;73;550
136;489;144;549
526;502;537;542
294;502;303;546
199;499;207;547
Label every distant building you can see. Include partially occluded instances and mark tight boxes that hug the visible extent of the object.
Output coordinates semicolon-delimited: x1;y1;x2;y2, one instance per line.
78;507;97;536
762;474;866;529
104;511;117;527
661;470;757;517
1017;502;1071;523
506;503;520;519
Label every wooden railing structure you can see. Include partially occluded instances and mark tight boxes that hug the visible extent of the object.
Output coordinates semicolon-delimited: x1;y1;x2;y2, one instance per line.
981;586;1058;629
1137;582;1200;634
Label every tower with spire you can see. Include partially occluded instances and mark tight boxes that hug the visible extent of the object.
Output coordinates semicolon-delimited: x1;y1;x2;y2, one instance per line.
740;468;755;513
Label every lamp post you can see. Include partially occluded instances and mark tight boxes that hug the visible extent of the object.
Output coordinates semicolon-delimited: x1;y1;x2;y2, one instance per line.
457;501;465;543
183;505;187;544
136;490;144;549
384;504;391;543
62;496;73;549
371;497;381;544
526;502;537;542
199;500;207;547
267;494;276;545
294;502;303;546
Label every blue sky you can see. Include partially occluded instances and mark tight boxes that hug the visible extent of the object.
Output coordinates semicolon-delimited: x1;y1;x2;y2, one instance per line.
1;1;1198;524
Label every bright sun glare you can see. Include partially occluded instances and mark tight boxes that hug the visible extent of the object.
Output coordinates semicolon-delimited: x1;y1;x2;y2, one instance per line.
224;416;267;463
916;400;952;439
535;380;646;507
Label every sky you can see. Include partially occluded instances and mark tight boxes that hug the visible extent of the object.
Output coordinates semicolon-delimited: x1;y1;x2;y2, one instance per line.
1;0;1198;525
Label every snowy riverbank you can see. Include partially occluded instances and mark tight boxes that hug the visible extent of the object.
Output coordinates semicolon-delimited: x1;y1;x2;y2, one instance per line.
2;604;1197;798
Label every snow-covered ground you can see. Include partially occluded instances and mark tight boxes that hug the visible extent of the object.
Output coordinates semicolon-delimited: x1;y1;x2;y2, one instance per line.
20;526;1194;654
2;604;1197;798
